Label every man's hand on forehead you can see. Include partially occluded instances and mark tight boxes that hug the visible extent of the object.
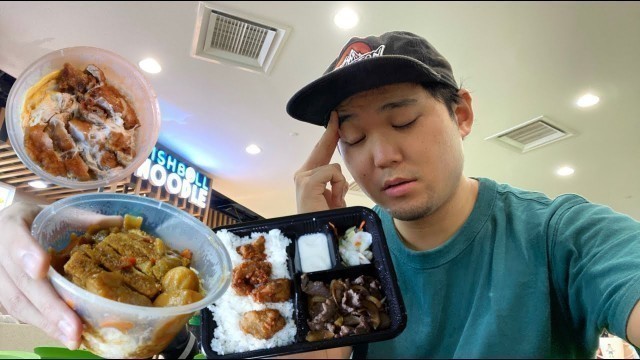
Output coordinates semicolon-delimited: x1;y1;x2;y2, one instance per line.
294;112;348;214
303;112;340;170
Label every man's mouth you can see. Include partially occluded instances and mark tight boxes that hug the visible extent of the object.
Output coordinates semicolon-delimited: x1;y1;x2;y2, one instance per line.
382;178;415;191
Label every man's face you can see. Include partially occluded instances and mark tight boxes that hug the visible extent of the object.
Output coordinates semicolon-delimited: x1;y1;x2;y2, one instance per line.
336;82;472;221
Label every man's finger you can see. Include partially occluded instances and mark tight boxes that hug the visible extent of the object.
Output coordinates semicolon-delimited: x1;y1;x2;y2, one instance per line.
329;172;349;209
69;211;123;229
35;206;123;245
0;268;79;350
2;254;82;349
7;219;50;280
299;111;340;171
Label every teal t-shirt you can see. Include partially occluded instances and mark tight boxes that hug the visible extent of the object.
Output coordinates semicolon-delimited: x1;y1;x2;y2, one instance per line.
367;177;640;358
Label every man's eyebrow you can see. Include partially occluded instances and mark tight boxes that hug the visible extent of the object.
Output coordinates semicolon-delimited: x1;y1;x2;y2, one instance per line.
337;113;353;126
379;98;418;112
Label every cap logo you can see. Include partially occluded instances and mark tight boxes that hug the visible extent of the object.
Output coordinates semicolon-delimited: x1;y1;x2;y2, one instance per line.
335;43;385;70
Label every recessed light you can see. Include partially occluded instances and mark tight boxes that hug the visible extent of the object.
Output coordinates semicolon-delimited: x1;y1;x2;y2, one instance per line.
246;144;261;155
556;166;575;177
28;180;48;189
138;58;162;74
576;93;599;108
334;8;359;29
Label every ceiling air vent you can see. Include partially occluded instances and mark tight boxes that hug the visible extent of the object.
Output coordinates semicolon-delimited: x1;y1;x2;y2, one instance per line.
192;3;290;75
485;115;573;153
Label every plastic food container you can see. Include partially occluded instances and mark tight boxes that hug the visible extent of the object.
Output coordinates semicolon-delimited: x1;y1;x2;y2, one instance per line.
201;206;407;358
31;193;232;359
5;46;161;189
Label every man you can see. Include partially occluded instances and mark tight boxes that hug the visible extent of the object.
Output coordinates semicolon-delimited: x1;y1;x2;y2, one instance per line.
288;31;640;358
1;31;639;359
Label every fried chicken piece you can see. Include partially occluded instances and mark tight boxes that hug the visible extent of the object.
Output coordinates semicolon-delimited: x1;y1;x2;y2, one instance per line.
102;232;155;259
63;250;103;288
86;85;139;130
47;114;92;180
251;278;291;303
98;150;118;169
85;64;105;85
78;98;107;125
236;236;267;261
24;124;67;177
231;261;272;296
58;63;97;95
106;130;133;156
47;113;74;152
99;232;185;280
85;272;152;307
86;243;161;299
119;96;139;130
64;153;92;180
151;256;185;281
67;118;93;142
239;309;286;340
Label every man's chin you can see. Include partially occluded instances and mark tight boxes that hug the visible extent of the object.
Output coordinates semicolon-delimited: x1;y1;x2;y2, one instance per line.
382;201;434;221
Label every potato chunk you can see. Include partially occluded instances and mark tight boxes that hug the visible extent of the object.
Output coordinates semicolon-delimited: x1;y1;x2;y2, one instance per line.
161;266;200;292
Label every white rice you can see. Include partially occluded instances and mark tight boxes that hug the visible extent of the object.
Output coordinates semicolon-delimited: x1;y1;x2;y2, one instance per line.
209;229;296;355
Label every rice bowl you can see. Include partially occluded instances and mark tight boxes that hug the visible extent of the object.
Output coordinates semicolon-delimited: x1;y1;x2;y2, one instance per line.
209;229;297;355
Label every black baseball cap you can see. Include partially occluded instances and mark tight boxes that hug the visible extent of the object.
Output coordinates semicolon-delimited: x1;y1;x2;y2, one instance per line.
286;31;459;126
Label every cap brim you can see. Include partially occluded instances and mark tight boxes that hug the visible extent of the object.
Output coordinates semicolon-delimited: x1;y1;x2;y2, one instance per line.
286;56;450;126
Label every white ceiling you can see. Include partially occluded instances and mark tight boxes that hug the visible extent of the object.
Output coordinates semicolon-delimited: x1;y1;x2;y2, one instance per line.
1;1;638;220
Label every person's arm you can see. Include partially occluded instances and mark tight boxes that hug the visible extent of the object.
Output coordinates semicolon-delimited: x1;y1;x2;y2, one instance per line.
0;202;83;349
0;202;123;350
627;302;640;347
288;112;351;359
548;197;640;347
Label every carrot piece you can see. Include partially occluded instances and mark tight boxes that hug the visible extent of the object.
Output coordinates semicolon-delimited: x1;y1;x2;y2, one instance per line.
64;299;75;310
328;222;338;238
180;249;193;260
358;220;366;231
120;256;136;269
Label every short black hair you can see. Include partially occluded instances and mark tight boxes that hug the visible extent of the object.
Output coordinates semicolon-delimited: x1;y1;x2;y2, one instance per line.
421;82;462;119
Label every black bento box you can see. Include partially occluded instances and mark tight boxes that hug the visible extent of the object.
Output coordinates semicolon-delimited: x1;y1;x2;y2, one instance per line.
201;206;407;358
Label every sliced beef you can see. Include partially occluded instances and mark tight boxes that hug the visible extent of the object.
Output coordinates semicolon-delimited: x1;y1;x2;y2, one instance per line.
301;273;331;298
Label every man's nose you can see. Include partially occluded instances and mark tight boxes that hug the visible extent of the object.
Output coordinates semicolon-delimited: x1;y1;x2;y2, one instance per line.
370;135;402;168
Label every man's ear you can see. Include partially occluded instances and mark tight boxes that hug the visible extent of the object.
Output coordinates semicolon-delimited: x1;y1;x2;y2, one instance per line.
455;89;474;140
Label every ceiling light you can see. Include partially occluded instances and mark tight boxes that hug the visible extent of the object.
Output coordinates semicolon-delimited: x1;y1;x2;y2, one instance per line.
246;144;261;155
576;93;599;108
556;166;575;177
138;58;162;74
334;8;359;29
28;180;48;189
